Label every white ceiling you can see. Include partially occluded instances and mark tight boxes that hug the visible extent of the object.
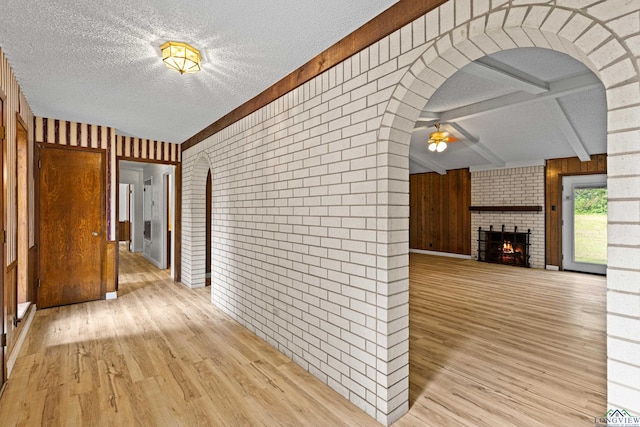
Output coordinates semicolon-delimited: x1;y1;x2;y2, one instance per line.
1;2;607;172
0;0;399;143
410;48;606;174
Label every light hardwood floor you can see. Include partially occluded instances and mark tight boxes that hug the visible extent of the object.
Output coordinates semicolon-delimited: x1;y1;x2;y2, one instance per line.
398;254;606;426
0;249;605;426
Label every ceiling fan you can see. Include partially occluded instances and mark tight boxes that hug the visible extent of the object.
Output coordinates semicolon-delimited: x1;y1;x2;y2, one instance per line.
427;123;458;152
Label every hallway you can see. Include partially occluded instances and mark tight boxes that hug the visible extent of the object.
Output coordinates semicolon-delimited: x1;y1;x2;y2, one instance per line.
0;250;606;426
0;249;374;426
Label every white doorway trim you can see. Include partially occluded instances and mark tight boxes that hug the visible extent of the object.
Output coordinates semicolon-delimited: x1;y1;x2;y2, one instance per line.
562;174;607;274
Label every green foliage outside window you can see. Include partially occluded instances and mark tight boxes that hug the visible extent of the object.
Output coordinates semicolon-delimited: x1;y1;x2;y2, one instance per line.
574;188;607;214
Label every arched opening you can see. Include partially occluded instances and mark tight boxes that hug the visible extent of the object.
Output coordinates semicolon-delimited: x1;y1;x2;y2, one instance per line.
373;6;640;415
404;46;607;422
181;153;213;288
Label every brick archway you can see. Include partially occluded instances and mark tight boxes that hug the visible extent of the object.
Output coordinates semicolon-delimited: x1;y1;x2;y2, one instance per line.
181;152;213;288
379;5;640;420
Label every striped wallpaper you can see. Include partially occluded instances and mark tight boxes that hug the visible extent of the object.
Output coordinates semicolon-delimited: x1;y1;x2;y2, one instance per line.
1;47;35;265
35;117;180;241
117;135;181;163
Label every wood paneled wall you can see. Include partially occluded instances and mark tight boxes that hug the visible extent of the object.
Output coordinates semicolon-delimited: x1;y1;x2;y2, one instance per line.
1;47;35;368
4;263;17;354
1;48;35;264
28;246;37;303
409;169;471;255
545;154;607;268
104;241;117;293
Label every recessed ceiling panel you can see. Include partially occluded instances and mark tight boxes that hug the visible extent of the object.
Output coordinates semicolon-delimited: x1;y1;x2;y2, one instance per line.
425;72;516;112
557;90;607;155
488;48;590;82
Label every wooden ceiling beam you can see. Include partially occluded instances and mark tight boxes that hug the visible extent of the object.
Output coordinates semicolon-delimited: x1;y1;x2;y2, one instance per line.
409;154;447;175
437;72;601;124
182;0;449;151
463;57;549;95
544;99;591;162
447;123;505;167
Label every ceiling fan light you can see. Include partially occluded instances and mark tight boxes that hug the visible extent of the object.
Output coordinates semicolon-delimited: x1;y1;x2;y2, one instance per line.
431;131;450;141
427;123;451;153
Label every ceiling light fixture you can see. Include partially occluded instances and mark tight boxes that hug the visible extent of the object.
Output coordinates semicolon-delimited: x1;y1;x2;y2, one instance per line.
427;123;450;152
160;41;201;74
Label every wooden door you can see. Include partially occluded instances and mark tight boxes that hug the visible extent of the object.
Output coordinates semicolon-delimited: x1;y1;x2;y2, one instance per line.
0;98;6;389
39;146;104;308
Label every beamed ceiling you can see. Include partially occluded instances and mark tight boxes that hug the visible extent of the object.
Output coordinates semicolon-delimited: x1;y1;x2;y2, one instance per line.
0;2;606;173
410;48;606;174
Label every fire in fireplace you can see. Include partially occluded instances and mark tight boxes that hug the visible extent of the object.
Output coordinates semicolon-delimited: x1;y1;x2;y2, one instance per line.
478;225;531;268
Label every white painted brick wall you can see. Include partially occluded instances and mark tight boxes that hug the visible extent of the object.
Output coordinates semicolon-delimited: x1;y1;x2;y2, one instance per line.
183;44;414;423
182;0;640;423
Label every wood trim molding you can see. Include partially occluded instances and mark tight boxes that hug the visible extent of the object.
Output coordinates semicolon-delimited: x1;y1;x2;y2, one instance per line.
104;241;117;294
470;206;542;212
174;163;181;283
117;155;179;166
181;0;448;151
545;154;607;268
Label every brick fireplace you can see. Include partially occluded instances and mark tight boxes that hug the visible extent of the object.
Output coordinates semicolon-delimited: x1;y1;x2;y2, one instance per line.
470;166;545;269
478;225;531;268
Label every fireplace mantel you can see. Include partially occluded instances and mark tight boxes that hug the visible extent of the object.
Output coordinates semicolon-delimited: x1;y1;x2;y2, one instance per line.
469;205;542;212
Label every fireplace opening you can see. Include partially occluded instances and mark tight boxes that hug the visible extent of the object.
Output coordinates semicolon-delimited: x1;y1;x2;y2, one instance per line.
478;225;531;268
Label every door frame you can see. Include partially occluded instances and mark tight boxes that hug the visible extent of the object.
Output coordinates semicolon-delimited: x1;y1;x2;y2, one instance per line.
116;159;178;279
163;172;172;272
37;143;106;308
0;95;6;392
562;173;607;274
16;114;30;316
128;184;134;252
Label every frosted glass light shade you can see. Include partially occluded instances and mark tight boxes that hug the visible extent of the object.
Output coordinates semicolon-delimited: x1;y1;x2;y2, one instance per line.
161;41;201;74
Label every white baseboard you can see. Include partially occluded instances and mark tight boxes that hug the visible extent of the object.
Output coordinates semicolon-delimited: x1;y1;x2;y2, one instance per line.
8;304;37;376
143;253;163;269
106;291;118;300
410;249;472;259
180;281;205;290
546;265;560;271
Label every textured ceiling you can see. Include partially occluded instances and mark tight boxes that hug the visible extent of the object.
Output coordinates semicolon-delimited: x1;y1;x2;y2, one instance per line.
0;0;399;143
0;3;607;172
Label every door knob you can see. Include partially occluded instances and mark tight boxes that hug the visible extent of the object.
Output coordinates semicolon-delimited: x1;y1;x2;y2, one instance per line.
92;232;99;237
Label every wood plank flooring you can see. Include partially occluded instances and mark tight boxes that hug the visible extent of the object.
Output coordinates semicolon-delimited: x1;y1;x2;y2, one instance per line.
0;249;605;426
396;254;606;427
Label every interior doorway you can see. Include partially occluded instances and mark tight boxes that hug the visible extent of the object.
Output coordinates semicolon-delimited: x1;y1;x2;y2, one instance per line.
562;174;607;274
118;160;176;280
403;43;608;422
